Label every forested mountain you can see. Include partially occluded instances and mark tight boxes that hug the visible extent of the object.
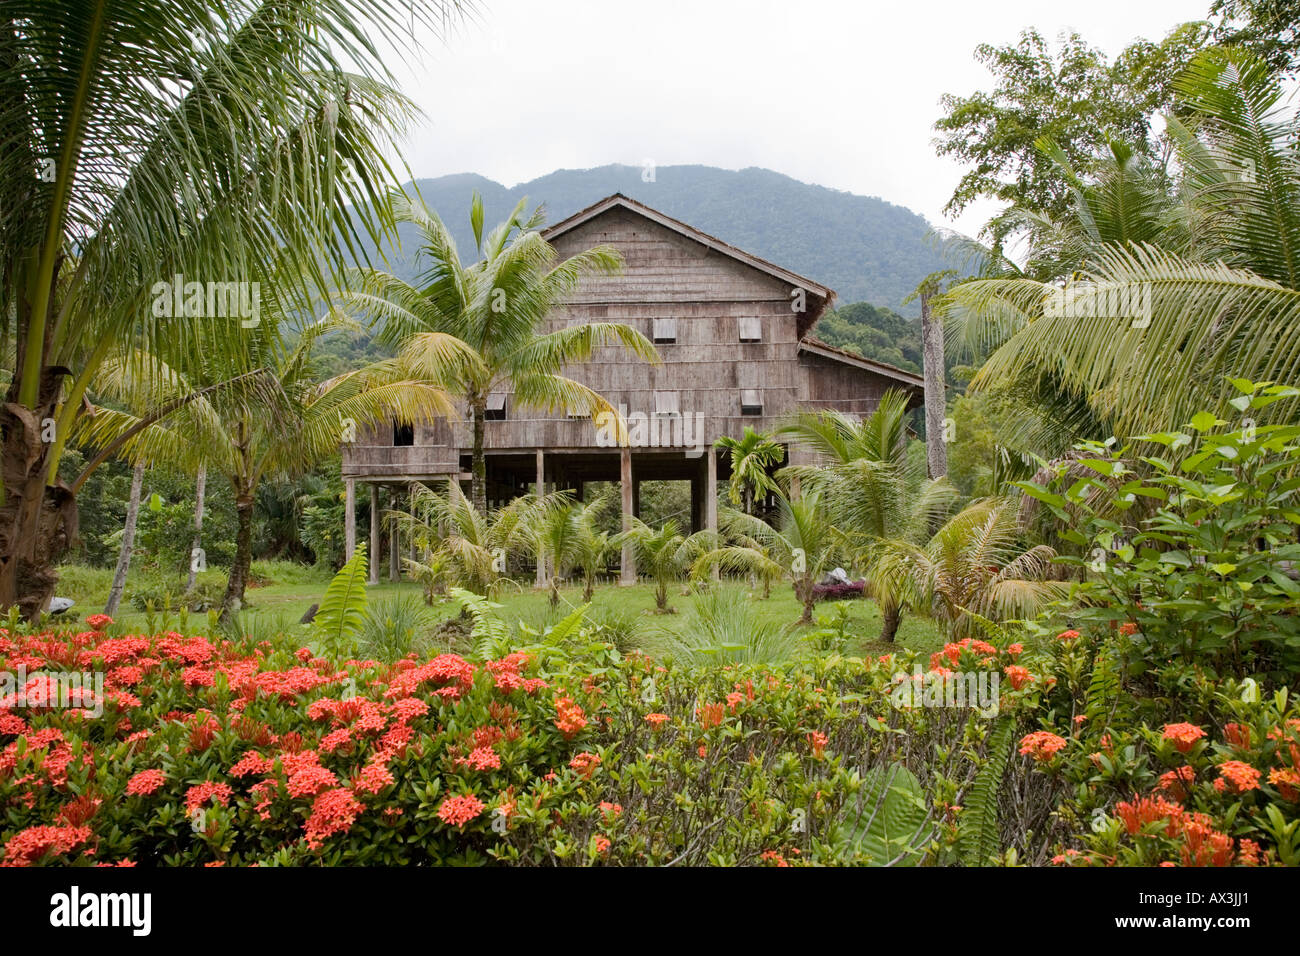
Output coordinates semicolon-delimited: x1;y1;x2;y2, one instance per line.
358;164;951;311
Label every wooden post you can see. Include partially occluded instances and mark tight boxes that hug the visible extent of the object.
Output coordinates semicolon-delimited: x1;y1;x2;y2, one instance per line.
369;484;380;584
535;450;547;588
706;449;718;580
620;447;635;585
344;478;356;562
390;486;400;582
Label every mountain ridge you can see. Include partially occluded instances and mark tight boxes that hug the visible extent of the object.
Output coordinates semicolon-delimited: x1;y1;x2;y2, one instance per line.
370;163;950;311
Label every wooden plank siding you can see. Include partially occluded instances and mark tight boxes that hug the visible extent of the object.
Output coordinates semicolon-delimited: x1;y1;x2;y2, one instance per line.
340;194;923;481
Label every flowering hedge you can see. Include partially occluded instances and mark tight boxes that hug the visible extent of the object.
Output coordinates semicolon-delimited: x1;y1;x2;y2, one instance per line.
6;608;1294;866
1;616;1048;866
1011;624;1300;867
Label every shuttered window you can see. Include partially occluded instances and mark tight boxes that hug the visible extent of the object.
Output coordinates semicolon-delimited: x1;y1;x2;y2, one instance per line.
738;316;762;343
652;317;677;344
485;393;507;421
655;391;680;415
740;389;762;416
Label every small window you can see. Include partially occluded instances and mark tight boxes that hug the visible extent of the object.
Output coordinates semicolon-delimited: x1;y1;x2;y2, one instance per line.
740;389;762;416
393;421;415;446
738;316;762;343
654;391;680;415
565;404;588;419
484;393;507;421
652;317;677;344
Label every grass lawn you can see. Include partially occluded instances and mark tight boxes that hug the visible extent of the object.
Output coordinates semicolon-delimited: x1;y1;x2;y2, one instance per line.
54;562;946;658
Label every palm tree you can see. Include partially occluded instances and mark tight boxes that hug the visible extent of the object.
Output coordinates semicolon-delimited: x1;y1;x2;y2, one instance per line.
714;427;784;515
561;488;618;602
612;518;711;613
939;48;1300;446
692;491;841;625
0;0;462;618
779;392;959;639
870;498;1069;641
340;193;660;513
390;483;534;600
73;312;454;614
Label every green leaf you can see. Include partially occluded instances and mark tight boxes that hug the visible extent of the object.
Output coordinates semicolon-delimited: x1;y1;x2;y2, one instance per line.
313;544;368;656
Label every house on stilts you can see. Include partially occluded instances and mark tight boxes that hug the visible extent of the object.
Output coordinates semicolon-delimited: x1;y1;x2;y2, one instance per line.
341;193;923;582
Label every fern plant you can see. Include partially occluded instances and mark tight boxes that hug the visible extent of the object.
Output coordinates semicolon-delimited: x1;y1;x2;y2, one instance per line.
313;544;369;659
957;717;1016;866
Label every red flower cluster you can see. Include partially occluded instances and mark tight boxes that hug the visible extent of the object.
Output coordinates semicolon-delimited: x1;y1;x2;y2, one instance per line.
437;794;485;828
1019;731;1067;761
554;696;587;738
125;769;166;797
1162;723;1207;753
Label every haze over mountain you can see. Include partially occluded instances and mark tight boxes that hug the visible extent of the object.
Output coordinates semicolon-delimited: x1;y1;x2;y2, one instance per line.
369;164;952;312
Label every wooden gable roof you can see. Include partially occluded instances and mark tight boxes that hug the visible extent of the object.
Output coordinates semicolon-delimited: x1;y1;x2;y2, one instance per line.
542;193;836;338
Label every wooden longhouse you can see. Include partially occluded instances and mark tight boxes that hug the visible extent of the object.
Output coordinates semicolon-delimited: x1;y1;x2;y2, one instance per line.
341;193;924;583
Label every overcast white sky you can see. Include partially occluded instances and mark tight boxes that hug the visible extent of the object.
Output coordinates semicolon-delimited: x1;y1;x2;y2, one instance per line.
387;0;1212;237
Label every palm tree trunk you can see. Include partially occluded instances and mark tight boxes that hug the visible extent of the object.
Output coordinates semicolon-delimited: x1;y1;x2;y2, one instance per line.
655;580;668;611
222;494;255;616
921;288;948;479
104;461;146;617
879;603;902;642
185;466;207;592
0;367;75;620
471;398;487;514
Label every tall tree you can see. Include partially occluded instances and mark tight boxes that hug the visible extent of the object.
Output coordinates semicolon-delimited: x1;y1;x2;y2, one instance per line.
341;193;659;514
935;24;1211;235
940;48;1300;443
0;0;463;618
103;461;145;617
185;466;206;593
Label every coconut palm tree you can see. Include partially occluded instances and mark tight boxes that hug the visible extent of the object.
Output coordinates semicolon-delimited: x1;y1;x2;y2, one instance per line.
612;518;712;613
73;310;455;614
0;0;463;618
340;193;660;513
692;491;841;625
870;498;1069;641
714;427;784;515
779;391;960;640
939;48;1300;446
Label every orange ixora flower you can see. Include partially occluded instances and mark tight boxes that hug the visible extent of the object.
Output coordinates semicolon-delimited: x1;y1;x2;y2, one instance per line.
806;731;828;760
569;751;601;779
1056;630;1080;642
1223;722;1252;748
436;794;485;828
1018;731;1067;762
643;713;669;727
1162;723;1207;754
1217;760;1261;793
1156;765;1196;802
1003;665;1032;691
697;702;725;731
553;696;587;739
